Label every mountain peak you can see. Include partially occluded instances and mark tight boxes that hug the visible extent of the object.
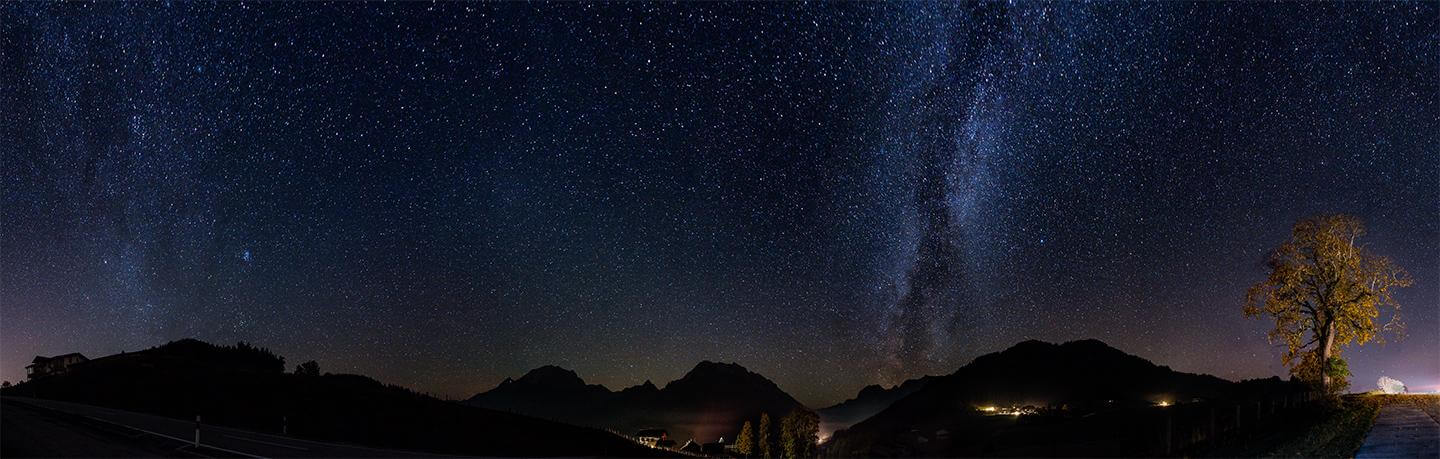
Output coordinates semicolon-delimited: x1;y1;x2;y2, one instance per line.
856;384;889;399
515;365;587;388
620;380;658;394
1006;339;1057;351
1002;338;1119;354
1063;338;1115;348
684;360;750;379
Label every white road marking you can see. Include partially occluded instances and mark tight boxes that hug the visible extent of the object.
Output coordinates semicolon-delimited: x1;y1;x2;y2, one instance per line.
7;397;453;457
224;434;310;451
80;415;269;459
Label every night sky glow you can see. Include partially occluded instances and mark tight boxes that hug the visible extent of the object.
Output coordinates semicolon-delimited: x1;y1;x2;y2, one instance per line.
2;2;1436;406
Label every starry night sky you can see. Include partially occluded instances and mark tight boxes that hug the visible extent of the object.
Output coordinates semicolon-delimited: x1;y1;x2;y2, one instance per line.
2;2;1436;406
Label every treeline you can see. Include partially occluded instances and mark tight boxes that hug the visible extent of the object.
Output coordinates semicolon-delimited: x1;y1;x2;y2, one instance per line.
149;339;287;373
732;409;820;458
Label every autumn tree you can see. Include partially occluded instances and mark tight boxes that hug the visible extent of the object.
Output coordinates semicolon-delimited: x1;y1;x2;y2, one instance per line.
735;420;756;456
1244;214;1412;394
758;412;774;459
780;409;820;458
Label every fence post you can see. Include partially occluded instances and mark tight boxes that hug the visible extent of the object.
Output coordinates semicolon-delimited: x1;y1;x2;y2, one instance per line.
1235;404;1241;431
1209;407;1216;441
1164;410;1173;455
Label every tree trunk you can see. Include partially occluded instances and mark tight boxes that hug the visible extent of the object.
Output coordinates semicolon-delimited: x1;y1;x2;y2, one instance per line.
1319;321;1336;391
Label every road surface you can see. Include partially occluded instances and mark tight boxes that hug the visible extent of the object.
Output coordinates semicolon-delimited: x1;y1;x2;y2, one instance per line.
2;397;181;457
2;396;448;458
1355;404;1440;458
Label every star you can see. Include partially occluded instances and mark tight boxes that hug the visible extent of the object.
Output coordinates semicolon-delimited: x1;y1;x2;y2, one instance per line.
0;1;1434;405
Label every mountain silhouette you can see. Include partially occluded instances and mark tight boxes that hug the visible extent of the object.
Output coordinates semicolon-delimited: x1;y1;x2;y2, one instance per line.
470;365;618;423
513;365;593;388
817;375;934;438
0;339;659;457
824;339;1305;456
466;360;806;442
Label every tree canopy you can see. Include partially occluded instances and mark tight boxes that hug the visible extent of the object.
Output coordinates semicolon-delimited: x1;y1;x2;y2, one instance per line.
780;409;819;458
735;420;756;456
758;412;774;459
1244;214;1412;392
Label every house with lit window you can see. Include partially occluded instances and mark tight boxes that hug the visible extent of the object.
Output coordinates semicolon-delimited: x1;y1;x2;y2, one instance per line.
26;353;87;379
634;429;668;448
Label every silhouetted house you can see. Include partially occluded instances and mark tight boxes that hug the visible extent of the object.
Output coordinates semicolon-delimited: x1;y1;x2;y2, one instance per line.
703;437;732;456
680;439;704;454
635;428;668;448
27;353;87;379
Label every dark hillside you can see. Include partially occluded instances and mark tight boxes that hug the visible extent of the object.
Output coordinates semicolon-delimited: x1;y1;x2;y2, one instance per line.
825;340;1310;456
2;339;661;457
818;376;934;438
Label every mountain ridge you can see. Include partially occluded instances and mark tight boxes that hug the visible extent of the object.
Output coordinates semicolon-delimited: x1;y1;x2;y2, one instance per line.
466;360;806;442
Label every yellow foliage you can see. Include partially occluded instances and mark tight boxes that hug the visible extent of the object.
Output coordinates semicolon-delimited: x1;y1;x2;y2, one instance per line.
1244;214;1412;389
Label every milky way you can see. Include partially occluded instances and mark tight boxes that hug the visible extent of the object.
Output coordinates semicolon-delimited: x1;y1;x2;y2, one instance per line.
867;3;1014;382
3;2;1436;406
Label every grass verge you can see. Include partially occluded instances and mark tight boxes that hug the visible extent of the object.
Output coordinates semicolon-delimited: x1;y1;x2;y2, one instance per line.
1263;393;1438;457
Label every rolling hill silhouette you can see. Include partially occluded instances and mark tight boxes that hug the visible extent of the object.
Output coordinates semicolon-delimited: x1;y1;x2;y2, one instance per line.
824;339;1306;456
466;360;806;442
0;339;659;457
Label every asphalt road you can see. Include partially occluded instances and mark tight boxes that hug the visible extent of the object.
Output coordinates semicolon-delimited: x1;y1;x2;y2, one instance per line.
2;396;448;458
1;397;182;457
1356;404;1440;459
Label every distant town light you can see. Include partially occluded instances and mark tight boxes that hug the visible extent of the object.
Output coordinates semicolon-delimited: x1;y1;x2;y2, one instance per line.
977;405;1036;416
1156;401;1171;407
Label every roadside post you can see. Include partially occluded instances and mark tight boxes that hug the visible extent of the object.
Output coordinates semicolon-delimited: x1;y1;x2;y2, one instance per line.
194;415;201;447
1163;410;1173;455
